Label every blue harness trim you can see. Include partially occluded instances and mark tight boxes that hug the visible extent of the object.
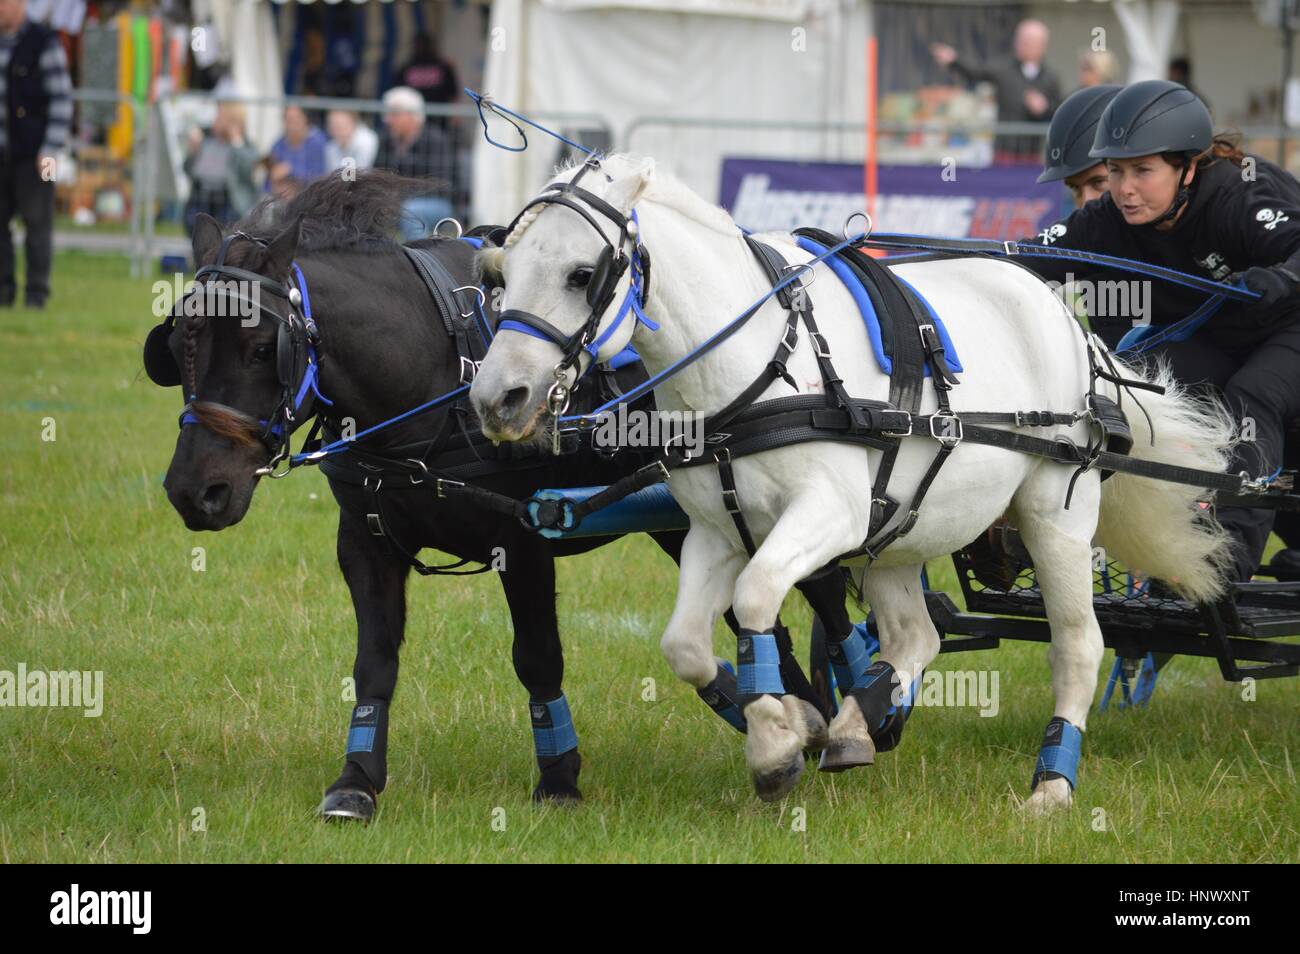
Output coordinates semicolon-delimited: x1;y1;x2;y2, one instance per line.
737;630;784;697
795;235;962;377
1115;294;1227;354
530;694;579;757
1032;716;1083;790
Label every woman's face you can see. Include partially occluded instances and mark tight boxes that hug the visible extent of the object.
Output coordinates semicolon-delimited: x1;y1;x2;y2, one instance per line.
1106;155;1195;226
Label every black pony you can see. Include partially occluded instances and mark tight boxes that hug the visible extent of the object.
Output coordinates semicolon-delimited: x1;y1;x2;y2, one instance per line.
146;171;853;819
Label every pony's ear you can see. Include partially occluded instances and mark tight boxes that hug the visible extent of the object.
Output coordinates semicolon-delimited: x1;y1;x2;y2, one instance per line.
605;157;655;215
192;213;223;265
263;214;303;277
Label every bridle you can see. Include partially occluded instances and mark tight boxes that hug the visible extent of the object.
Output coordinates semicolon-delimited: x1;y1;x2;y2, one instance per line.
495;155;657;427
152;231;329;477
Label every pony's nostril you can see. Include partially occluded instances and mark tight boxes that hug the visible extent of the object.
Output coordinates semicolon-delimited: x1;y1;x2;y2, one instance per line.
197;482;231;515
500;386;530;418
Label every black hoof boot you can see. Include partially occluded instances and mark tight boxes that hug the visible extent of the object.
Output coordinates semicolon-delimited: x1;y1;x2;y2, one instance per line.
872;707;910;753
532;749;583;805
319;787;377;822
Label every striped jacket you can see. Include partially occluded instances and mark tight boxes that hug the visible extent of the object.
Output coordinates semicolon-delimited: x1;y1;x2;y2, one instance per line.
0;19;72;161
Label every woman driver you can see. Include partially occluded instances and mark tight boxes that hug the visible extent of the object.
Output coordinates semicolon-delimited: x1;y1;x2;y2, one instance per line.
1021;79;1300;585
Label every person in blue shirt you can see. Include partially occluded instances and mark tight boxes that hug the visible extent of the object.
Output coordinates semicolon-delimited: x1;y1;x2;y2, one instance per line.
267;105;328;196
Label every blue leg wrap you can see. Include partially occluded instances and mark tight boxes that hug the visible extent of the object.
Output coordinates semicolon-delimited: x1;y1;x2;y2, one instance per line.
530;694;579;758
827;619;879;696
696;660;748;733
737;629;784;699
345;699;389;791
1032;716;1083;790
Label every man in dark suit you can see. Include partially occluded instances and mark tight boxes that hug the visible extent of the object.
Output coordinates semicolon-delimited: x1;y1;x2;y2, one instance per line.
931;19;1062;164
0;0;71;309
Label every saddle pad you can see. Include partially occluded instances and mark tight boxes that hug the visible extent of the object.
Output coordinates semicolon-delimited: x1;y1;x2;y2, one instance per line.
794;237;962;377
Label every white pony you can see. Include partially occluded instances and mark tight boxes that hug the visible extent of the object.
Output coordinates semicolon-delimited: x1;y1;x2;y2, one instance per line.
470;154;1234;812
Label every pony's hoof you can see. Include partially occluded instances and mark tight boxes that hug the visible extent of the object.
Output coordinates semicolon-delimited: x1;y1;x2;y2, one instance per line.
785;697;829;753
818;735;875;773
752;751;804;802
1022;778;1073;816
319;787;376;823
532;781;583;805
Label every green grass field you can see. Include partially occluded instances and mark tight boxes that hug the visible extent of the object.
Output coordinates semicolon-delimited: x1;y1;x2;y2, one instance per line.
1;251;1296;863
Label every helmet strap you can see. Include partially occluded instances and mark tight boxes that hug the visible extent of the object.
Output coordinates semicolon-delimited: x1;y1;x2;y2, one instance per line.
1147;154;1195;228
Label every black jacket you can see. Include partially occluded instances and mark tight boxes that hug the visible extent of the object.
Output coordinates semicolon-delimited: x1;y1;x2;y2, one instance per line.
1019;155;1300;347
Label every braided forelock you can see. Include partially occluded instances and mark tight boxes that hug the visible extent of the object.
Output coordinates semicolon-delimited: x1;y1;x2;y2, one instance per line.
502;202;546;249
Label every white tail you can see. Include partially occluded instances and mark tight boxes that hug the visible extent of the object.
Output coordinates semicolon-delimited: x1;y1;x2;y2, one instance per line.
1095;359;1237;603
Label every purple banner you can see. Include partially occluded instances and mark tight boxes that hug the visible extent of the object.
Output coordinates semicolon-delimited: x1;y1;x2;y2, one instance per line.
720;157;1068;241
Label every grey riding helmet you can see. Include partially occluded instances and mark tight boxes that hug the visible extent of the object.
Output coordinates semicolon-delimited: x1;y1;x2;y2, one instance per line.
1088;79;1212;161
1037;84;1122;184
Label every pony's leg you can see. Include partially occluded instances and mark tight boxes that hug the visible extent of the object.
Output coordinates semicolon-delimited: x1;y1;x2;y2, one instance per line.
321;507;410;822
792;570;852;721
653;530;822;727
822;564;940;771
498;529;582;803
659;524;749;734
731;499;872;800
1011;478;1105;815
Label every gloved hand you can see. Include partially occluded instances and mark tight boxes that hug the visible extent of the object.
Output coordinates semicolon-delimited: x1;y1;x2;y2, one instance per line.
1230;264;1300;309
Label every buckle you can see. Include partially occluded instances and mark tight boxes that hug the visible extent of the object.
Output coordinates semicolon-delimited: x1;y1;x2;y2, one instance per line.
779;323;799;355
917;322;936;344
435;477;465;498
882;413;913;438
810;331;831;359
366;513;384;536
721;488;741;515
1003;240;1020;255
459;356;479;385
928;413;963;446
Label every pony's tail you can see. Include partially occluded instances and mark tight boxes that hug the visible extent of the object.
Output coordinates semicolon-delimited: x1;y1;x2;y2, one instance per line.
1095;359;1237;603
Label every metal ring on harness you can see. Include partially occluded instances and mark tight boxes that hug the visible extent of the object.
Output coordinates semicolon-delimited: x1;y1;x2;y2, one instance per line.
452;284;487;319
433;217;464;240
781;261;817;289
843;211;874;241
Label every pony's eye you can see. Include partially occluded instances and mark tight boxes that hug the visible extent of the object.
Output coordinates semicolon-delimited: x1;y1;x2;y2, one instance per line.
566;267;593;290
253;344;275;362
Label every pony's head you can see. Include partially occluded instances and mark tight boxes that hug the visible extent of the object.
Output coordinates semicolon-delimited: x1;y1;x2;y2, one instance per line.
470;154;655;442
146;169;421;530
150;212;306;530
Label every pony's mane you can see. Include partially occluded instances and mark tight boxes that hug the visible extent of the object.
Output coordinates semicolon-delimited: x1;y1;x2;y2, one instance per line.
233;169;436;251
503;153;739;248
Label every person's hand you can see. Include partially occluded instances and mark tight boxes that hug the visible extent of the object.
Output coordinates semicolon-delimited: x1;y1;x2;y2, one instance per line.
1024;88;1049;116
930;43;957;67
1230;265;1300;310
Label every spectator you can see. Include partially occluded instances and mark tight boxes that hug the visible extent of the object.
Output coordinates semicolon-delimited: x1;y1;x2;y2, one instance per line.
267;105;328;194
325;109;378;173
399;33;459;106
182;102;259;234
1077;50;1119;88
1168;57;1211;115
0;0;71;309
931;19;1062;164
374;86;454;241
